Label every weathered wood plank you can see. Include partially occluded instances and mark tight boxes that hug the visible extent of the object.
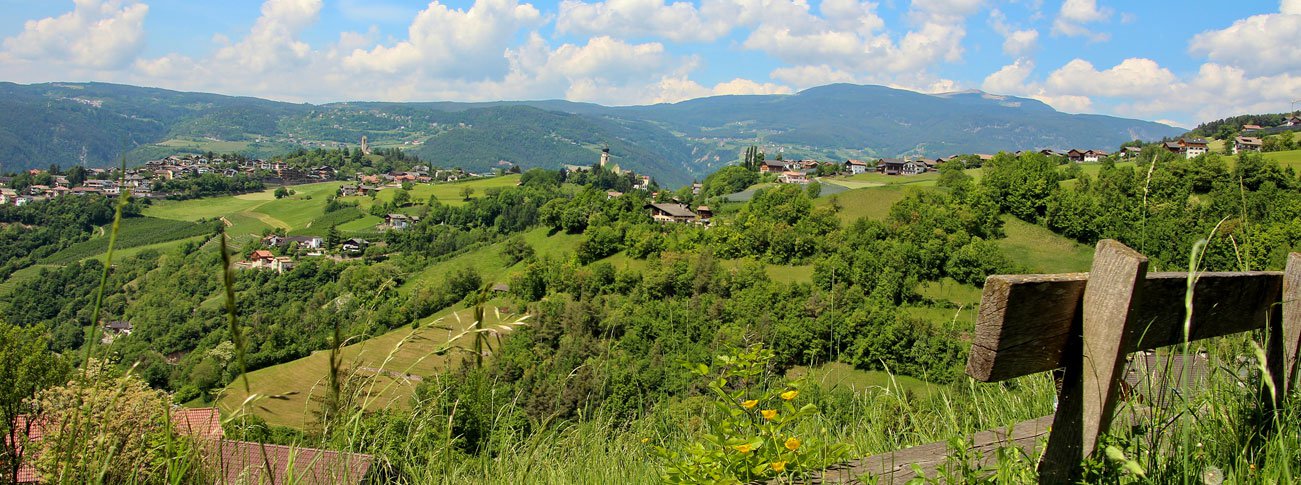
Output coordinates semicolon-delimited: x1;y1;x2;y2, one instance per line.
968;271;1283;382
811;415;1054;484
1041;240;1147;483
1283;253;1301;394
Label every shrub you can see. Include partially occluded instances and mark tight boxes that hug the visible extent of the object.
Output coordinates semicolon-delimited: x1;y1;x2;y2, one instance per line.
655;345;848;483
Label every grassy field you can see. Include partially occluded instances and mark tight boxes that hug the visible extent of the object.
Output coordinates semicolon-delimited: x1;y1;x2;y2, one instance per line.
154;137;257;153
343;174;522;210
816;185;921;223
0;264;58;295
1263;149;1301;170
143;181;350;242
217;303;519;427
785;362;938;400
916;277;983;307
41;217;214;264
996;216;1094;273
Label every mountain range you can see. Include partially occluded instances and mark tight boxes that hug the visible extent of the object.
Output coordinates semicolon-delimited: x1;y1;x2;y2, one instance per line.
0;81;1183;186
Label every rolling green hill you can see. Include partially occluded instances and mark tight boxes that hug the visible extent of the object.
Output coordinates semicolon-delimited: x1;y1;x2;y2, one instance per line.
0;82;1180;187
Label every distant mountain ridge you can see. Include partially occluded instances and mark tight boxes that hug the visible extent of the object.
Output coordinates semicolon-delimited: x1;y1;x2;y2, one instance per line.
0;82;1182;186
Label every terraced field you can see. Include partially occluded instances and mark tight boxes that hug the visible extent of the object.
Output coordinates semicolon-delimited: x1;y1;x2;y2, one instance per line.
41;217;215;264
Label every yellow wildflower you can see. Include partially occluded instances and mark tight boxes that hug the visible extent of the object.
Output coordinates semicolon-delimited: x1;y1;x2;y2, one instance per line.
780;390;799;401
741;399;758;409
761;409;778;420
733;443;754;454
785;437;801;451
771;461;787;473
641;438;650;443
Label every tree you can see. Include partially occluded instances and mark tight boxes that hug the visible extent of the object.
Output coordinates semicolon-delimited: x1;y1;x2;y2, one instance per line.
1279;130;1296;151
0;322;68;485
806;181;822;198
31;361;173;483
393;189;411;207
460;187;476;201
325;224;341;251
937;159;973;199
66;166;87;187
274;186;290;199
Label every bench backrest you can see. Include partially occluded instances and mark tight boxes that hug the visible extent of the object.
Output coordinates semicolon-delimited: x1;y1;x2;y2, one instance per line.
963;241;1300;483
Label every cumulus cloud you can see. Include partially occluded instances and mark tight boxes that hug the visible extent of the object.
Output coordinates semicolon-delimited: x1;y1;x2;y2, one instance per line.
989;9;1038;56
556;0;729;42
213;0;322;73
3;0;149;69
981;58;1035;94
712;78;792;96
1051;0;1112;41
1188;3;1301;77
343;0;542;79
1044;58;1177;97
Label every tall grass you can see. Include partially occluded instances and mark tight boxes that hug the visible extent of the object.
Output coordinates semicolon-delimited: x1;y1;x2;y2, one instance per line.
24;162;1301;483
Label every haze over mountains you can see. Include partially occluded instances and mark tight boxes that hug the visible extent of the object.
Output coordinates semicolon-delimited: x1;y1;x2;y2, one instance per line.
0;82;1182;186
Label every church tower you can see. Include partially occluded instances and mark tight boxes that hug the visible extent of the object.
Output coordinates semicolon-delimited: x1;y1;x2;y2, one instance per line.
600;146;610;168
360;135;371;155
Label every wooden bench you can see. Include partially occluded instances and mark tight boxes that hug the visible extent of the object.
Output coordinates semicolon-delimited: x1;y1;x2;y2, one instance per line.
814;241;1301;483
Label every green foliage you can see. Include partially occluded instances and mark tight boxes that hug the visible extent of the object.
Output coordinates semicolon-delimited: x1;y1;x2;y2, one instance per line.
979;152;1060;222
701;165;758;198
0;195;144;279
40;217;215;264
0;321;69;483
656;345;848;483
499;235;535;265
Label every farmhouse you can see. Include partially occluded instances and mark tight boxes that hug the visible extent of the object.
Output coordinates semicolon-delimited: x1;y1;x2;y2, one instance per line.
341;238;369;254
1082;149;1108;162
1121;146;1141;159
1164;137;1209;159
1242;124;1262;132
248;250;276;268
758;160;788;173
877;158;926;176
696;206;713;224
778;171;809;184
385;213;414;230
263;235;324;250
844;159;869;175
647;203;697;223
1287;114;1301;127
1234;136;1263;154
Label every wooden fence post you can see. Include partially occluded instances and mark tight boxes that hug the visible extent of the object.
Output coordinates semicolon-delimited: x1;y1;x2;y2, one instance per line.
1038;240;1147;483
1283;253;1301;394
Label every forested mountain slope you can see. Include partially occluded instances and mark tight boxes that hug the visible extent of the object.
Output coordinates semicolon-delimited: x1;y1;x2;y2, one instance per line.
0;82;1181;186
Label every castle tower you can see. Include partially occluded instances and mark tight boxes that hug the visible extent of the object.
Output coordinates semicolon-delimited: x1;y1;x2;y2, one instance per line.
600;146;610;168
360;135;371;155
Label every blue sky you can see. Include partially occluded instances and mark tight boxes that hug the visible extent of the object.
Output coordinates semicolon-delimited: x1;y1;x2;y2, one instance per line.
1;0;1298;127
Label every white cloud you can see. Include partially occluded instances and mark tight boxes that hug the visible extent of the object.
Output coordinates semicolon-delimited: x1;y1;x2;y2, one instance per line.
2;0;149;69
1051;0;1112;42
1188;4;1301;77
769;64;860;88
711;78;792;96
212;0;322;73
343;0;542;79
988;9;1038;56
1044;58;1177;98
981;58;1035;94
556;0;729;42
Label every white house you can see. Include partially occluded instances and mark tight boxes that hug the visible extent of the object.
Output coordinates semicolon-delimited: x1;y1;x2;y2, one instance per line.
844;159;869;175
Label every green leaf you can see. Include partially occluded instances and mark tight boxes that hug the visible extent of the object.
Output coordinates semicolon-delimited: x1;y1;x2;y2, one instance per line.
751;463;770;475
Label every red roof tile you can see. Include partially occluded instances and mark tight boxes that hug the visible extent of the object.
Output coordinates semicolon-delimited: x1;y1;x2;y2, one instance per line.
208;440;373;484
